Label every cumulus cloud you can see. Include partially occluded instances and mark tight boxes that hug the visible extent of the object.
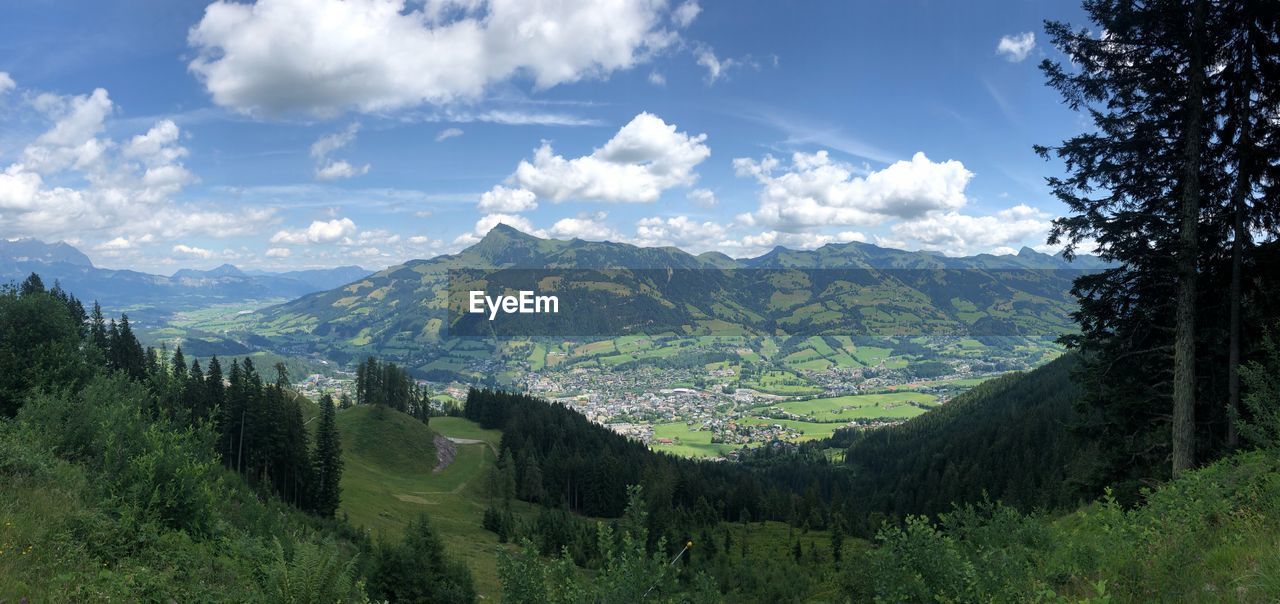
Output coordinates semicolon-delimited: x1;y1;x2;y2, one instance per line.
631;215;726;249
435;127;463;142
408;235;430;244
686;188;716;207
548;212;618;240
0;72;14;95
734;151;972;231
96;235;153;251
265;247;292;258
997;32;1036;62
311;123;368;180
172;244;214;259
187;0;684;115
477;185;538;213
886;204;1051;255
270;217;357;244
496;112;709;204
0;85;222;244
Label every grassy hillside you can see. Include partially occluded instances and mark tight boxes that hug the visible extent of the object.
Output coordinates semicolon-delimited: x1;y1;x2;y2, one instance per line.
847;448;1280;601
333;406;522;599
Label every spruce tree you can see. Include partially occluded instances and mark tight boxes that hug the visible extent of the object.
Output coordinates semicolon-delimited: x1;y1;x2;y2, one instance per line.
1040;0;1216;480
313;393;343;517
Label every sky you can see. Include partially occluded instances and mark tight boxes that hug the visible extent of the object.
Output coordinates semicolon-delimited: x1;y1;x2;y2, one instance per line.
0;0;1093;273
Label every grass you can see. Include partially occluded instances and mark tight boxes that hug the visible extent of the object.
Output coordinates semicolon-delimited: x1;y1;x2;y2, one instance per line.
650;422;741;458
334;406;526;600
775;392;937;421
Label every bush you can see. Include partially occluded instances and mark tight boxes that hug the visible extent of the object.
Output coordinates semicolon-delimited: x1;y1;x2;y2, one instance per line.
367;513;476;603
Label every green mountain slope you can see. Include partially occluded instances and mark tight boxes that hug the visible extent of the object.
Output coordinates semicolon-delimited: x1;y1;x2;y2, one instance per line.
241;225;1101;370
332;406;516;599
841;354;1089;520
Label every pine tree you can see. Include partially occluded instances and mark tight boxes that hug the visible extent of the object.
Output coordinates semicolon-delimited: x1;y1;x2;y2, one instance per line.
312;393;343;518
1040;0;1217;480
89;301;108;352
19;272;44;296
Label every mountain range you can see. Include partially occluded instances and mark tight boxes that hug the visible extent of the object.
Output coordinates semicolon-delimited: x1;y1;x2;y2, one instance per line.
240;225;1106;368
0;238;370;316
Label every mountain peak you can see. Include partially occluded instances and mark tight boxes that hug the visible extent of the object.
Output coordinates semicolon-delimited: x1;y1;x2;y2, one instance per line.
172;263;246;279
481;223;538;242
0;238;94;267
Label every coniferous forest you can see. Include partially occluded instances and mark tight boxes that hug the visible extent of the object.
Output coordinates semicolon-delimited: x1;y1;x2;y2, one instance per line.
4;0;1280;602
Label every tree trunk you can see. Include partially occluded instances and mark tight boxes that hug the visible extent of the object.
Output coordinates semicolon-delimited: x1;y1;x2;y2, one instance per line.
1228;197;1243;449
1172;0;1207;477
1226;38;1255;451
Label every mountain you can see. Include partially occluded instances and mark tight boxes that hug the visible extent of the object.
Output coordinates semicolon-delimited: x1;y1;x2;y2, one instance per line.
0;238;93;266
172;263;248;279
0;240;369;318
245;225;1105;368
258;266;372;290
840;354;1088;522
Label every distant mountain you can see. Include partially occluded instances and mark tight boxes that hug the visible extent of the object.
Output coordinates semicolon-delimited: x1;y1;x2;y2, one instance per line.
260;266;372;290
1;238;93;267
247;224;1106;367
172;263;247;279
0;240;369;318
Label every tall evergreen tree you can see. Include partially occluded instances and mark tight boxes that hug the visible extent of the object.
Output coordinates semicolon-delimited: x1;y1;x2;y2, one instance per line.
1040;0;1222;482
313;393;344;517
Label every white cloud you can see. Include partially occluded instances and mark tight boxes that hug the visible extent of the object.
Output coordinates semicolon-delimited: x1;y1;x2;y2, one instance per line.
124;120;187;165
506;112;709;203
0;165;42;210
735;151;973;231
435;127;463;142
648;71;666;86
0;72;14;95
188;0;682;115
408;235;430;244
132;207;277;240
0;86;220;243
686;188;716;207
266;247;292;258
172;244;214;259
548;212;618;240
316;160;370;180
672;1;701;27
997;32;1036;62
310;123;359;159
887;204;1051;255
96;234;137;248
631;215;726;249
23;88;113;173
311;123;368;180
270;217;358;244
354;229;400;245
696;47;737;83
477;185;538;213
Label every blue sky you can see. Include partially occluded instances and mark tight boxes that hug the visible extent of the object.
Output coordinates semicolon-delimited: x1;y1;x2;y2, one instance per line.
0;0;1090;273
